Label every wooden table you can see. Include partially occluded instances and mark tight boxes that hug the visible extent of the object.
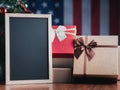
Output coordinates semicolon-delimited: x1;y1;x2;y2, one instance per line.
0;81;120;90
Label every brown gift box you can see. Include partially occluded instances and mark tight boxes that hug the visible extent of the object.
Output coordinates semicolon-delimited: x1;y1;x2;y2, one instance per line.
73;36;118;78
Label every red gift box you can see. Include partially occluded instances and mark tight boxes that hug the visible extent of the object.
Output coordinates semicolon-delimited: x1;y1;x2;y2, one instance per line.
52;25;76;58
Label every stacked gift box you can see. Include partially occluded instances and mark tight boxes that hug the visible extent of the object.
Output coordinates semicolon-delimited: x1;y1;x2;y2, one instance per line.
52;25;119;83
52;25;76;83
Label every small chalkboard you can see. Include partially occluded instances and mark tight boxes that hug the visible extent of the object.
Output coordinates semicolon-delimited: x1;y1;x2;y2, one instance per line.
5;13;52;84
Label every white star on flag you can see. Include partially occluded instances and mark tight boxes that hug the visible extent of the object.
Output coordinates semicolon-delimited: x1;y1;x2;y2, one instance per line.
54;2;60;8
36;10;41;14
54;18;60;24
42;2;48;8
48;10;54;15
31;2;35;7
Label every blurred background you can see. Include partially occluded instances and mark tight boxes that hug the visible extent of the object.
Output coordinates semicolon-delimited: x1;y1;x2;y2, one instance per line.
0;0;120;38
27;0;120;36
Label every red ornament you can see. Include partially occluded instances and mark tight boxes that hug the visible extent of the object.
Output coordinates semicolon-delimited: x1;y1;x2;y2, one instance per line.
0;7;7;14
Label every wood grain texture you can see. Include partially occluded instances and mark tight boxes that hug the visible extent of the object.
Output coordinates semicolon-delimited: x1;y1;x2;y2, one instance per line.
0;82;120;90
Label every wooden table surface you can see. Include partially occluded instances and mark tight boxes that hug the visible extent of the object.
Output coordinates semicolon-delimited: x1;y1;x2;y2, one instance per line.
0;81;120;90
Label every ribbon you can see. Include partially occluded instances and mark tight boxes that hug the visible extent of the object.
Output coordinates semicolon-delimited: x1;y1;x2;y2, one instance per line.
20;3;32;13
15;0;32;13
52;26;76;42
74;37;97;60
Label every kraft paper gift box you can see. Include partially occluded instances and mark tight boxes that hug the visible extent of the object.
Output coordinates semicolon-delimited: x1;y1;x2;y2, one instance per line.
118;46;120;80
73;36;118;78
52;25;76;58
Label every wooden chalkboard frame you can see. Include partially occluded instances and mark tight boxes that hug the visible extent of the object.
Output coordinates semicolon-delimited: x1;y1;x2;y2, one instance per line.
5;13;53;84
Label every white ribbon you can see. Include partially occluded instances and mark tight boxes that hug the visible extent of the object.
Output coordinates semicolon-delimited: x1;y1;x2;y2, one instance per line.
51;26;76;42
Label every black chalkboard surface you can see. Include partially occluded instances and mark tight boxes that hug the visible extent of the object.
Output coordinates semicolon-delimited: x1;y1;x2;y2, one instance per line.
5;13;52;84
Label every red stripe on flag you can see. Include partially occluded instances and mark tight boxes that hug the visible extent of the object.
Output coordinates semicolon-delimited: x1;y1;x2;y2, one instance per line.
109;0;119;35
91;0;100;35
73;0;82;35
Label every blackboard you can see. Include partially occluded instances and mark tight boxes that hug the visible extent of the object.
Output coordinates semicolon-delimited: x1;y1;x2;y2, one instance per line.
5;13;52;84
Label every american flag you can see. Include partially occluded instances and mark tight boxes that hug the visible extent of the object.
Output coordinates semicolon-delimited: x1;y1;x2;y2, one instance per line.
27;0;119;35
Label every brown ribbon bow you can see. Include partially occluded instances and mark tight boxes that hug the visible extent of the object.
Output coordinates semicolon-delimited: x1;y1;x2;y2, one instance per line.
74;37;97;60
